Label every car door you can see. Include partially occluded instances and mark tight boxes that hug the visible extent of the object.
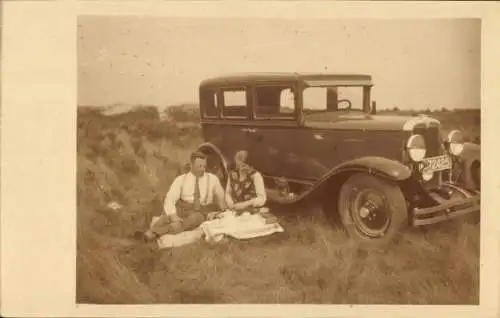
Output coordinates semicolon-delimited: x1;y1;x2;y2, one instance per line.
217;86;252;167
247;83;306;182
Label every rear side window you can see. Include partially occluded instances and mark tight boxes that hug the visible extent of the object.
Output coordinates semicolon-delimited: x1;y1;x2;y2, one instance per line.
201;89;219;118
221;87;248;118
254;85;296;119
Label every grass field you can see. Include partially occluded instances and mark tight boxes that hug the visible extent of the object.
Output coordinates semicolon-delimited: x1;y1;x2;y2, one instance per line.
76;105;480;304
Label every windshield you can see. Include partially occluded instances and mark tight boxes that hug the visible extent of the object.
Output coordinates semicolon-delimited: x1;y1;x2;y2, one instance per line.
303;86;366;119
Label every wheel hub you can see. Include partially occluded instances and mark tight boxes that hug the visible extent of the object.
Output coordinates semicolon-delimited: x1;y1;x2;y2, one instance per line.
350;189;390;238
359;201;377;219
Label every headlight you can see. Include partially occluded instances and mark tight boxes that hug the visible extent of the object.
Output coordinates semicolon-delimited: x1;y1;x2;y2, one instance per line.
447;130;464;156
406;134;426;162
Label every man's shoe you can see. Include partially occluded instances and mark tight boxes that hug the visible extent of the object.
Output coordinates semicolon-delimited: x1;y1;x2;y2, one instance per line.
134;230;146;241
134;230;158;243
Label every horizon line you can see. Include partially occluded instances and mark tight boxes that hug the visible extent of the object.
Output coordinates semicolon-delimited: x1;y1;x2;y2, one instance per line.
76;103;481;111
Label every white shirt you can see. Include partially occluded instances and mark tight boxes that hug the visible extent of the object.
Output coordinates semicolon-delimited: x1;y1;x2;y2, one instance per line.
163;171;224;216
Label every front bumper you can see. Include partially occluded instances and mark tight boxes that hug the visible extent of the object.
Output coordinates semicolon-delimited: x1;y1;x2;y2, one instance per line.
412;194;480;226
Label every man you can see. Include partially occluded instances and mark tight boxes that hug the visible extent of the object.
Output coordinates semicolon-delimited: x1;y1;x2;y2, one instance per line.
135;151;227;242
225;150;267;214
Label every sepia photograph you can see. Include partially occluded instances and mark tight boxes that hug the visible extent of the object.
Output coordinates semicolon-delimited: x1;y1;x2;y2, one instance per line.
76;16;482;305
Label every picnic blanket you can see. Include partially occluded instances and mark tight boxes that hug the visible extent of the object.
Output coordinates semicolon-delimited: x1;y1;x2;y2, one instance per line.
200;211;284;243
150;210;284;249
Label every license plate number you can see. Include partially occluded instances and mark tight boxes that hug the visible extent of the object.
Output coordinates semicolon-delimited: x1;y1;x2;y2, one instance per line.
419;155;452;172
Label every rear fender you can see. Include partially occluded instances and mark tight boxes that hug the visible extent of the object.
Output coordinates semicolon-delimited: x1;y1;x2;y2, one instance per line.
196;142;229;183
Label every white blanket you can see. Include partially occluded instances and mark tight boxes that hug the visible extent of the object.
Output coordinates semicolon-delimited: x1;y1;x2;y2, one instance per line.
151;211;284;249
200;211;285;243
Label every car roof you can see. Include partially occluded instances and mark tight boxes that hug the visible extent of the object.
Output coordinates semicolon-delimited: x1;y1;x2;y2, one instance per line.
199;72;373;88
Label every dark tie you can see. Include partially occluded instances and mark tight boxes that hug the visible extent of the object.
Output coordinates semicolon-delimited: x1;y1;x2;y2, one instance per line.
193;176;201;211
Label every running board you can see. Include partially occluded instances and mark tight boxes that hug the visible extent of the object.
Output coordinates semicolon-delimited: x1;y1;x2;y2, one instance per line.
266;189;298;204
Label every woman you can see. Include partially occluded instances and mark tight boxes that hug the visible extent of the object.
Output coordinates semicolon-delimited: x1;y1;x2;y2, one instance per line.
225;150;267;214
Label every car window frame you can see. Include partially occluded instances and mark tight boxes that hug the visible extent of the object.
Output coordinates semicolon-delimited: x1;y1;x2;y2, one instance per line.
251;83;299;122
200;87;220;119
219;86;250;120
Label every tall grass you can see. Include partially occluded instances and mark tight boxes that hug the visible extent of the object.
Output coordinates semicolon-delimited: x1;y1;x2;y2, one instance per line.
76;106;480;304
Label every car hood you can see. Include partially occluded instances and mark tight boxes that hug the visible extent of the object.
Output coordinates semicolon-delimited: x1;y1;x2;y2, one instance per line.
303;113;440;131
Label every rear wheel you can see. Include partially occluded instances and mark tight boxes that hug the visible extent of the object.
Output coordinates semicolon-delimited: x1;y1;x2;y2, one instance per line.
338;172;408;246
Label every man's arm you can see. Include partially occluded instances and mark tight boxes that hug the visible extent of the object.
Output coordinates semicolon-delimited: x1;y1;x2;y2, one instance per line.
163;176;183;216
224;178;234;208
212;174;229;211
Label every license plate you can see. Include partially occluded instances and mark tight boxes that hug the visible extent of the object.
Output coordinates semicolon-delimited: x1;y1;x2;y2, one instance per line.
419;155;452;172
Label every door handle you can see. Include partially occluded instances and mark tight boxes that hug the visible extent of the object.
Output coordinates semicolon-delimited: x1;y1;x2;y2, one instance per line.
242;128;262;142
241;128;257;133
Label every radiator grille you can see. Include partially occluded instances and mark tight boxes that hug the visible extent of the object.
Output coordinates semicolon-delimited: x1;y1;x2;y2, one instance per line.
413;126;442;157
413;125;444;188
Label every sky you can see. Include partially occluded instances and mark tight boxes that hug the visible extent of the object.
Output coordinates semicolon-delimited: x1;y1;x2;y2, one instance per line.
78;17;480;110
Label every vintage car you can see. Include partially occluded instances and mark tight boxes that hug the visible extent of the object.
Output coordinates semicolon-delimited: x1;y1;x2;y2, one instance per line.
194;72;481;245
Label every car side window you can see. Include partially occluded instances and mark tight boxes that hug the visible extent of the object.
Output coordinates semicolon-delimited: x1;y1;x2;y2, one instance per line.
221;87;248;118
201;89;219;118
254;85;296;119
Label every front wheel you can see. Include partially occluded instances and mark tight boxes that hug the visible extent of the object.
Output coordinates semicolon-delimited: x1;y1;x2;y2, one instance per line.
338;173;408;246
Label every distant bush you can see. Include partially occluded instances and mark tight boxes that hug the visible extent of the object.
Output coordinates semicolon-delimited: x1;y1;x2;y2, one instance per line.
145;122;176;142
165;104;200;123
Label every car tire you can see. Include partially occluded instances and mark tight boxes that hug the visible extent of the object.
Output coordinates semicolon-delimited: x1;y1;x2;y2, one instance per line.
337;172;408;247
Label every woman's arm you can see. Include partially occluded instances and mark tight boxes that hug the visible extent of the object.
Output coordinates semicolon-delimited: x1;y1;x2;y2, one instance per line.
250;172;267;207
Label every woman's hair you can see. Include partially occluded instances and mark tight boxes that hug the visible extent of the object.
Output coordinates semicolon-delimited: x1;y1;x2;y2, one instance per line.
234;150;249;164
233;150;256;175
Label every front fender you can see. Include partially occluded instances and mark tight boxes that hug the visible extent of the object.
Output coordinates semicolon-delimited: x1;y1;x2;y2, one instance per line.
274;156;412;205
330;156;413;181
459;142;480;162
455;142;481;191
